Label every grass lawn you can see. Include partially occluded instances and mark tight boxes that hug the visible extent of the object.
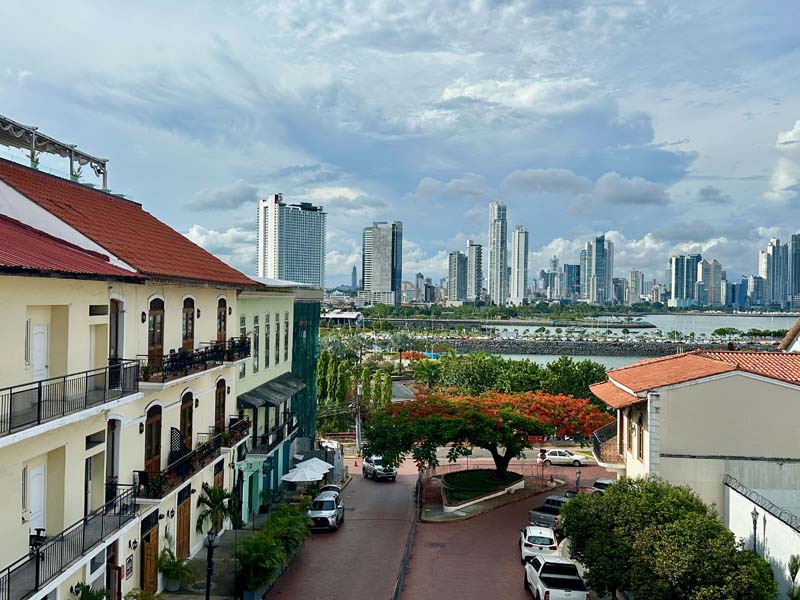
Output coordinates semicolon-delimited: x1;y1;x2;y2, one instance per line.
442;469;523;504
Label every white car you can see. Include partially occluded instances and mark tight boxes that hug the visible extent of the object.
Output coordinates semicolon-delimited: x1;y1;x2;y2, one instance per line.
519;525;558;562
590;478;614;494
523;555;590;600
536;449;588;467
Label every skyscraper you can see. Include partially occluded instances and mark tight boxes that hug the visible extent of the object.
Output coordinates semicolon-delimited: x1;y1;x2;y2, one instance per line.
358;221;403;306
669;254;701;306
627;270;645;305
579;247;591;299
257;194;327;286
697;259;723;306
584;234;614;304
447;251;468;301
466;240;483;302
351;265;358;290
510;225;529;305
759;238;789;307
487;201;508;305
790;234;800;297
563;264;581;300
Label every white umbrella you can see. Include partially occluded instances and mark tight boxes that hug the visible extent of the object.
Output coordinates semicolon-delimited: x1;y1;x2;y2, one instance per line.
296;457;334;474
281;464;325;483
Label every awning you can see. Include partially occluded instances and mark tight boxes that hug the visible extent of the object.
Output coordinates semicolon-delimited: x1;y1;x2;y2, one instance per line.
237;372;306;409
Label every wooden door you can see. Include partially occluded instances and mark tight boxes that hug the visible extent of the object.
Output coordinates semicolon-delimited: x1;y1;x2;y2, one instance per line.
144;406;162;474
141;525;159;594
182;298;195;352
180;393;193;450
147;299;164;369
215;380;226;433
176;498;191;559
217;299;227;343
107;564;122;600
214;463;224;489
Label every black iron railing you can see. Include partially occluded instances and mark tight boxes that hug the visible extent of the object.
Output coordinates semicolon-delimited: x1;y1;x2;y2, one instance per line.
0;360;139;437
249;413;297;456
138;337;251;383
135;418;250;499
592;420;620;463
0;486;136;600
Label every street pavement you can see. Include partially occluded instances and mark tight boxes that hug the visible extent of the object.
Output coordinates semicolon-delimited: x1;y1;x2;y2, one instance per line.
267;460;418;600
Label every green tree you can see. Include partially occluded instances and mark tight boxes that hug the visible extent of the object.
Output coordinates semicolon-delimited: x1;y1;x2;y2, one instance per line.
326;354;339;402
414;359;442;390
495;359;543;393
382;372;393;404
788;554;800;600
336;360;351;404
316;350;330;401
361;366;372;404
540;356;607;402
391;331;413;368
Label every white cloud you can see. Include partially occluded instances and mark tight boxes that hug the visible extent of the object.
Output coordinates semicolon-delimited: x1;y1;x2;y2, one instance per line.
184;225;257;275
765;120;800;202
593;172;669;206
503;168;592;195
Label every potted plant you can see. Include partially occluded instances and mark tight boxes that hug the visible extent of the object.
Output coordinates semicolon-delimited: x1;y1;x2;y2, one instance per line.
141;365;152;382
236;530;286;600
195;483;241;545
157;547;195;592
72;582;108;600
221;430;233;446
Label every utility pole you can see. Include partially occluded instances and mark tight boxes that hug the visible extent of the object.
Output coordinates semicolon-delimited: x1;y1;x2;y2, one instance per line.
356;383;363;454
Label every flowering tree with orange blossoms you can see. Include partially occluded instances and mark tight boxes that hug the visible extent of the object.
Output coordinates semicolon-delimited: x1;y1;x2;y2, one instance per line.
365;390;612;477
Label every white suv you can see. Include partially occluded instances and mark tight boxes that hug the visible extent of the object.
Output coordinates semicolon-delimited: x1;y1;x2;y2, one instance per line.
362;455;397;481
536;449;588;467
519;525;558;562
307;491;344;531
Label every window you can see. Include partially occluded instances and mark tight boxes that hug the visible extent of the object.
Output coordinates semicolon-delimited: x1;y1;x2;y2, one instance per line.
217;298;227;342
182;298;195;351
637;416;644;461
21;466;27;510
252;316;260;374
627;412;633;452
239;316;246;379
180;393;193;450
274;313;280;365
264;318;270;369
284;311;289;362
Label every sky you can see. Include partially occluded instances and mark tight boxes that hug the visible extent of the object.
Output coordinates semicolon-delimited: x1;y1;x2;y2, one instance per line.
1;1;799;286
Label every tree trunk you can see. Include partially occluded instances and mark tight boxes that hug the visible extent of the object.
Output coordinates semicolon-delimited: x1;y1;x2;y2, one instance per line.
487;446;513;477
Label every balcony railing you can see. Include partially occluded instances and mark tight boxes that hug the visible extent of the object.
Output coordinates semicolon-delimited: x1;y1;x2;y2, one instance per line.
0;485;136;600
592;420;624;465
0;360;140;438
138;337;251;384
249;413;297;456
135;418;250;499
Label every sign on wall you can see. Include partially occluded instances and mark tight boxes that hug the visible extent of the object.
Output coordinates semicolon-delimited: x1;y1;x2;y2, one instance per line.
125;555;134;580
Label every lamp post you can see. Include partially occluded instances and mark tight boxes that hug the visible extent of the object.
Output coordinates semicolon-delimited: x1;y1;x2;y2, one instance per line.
205;530;217;600
575;469;582;492
355;383;363;454
751;507;759;554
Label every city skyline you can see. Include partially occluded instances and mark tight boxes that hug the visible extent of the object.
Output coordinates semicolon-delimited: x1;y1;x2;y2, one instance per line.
1;3;799;287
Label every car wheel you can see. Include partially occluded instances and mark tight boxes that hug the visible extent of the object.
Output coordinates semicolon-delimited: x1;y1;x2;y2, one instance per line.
544;459;552;466
523;573;530;592
572;460;581;467
391;476;396;482
362;468;367;477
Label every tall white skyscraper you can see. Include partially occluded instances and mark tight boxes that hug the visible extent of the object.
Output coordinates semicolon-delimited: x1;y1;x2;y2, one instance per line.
759;238;788;307
510;225;529;305
584;234;614;304
487;201;508;305
257;194;326;286
669;254;701;306
447;251;468;301
627;270;645;305
466;240;483;302
697;259;723;306
358;221;403;306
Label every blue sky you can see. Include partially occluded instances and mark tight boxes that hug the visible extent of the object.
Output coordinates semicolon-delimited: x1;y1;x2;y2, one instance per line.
1;1;799;286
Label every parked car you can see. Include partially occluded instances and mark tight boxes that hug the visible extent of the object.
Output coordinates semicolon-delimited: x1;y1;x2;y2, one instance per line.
362;455;397;481
319;484;342;494
536;449;588;467
563;486;596;498
528;495;570;532
519;525;558;562
523;555;590;599
590;478;614;494
307;490;344;531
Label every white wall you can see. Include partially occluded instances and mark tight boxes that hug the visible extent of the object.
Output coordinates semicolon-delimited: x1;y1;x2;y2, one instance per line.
725;483;800;597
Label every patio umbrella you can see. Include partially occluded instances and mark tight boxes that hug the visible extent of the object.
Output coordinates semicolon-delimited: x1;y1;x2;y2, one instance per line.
296;457;334;473
281;464;325;483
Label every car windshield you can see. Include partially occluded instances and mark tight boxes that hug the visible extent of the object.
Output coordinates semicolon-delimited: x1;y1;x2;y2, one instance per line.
527;535;554;545
373;458;382;466
594;481;610;489
564;450;574;456
311;500;335;511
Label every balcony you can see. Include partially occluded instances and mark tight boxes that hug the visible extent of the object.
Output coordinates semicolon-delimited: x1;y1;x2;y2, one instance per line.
0;360;140;438
0;485;136;600
137;337;250;384
249;413;298;457
592;421;626;471
135;418;250;499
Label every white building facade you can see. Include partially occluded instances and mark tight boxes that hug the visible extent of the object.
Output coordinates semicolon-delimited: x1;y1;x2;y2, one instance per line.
509;225;529;306
487;201;508;306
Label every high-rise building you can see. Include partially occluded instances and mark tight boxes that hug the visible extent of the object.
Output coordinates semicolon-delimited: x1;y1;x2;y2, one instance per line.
358;221;403;306
487;201;508;305
669;254;701;306
627;270;645;305
583;234;614;304
466;240;483;302
351;265;358;290
790;234;800;298
612;278;627;305
747;275;766;307
579;247;591;299
447;251;468;302
510;225;529;305
562;264;581;300
759;238;789;307
697;259;723;306
258;194;327;286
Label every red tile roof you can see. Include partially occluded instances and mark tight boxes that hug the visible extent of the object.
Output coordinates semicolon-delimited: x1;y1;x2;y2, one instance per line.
607;352;735;393
698;350;800;385
589;380;641;409
0;159;253;287
0;214;141;279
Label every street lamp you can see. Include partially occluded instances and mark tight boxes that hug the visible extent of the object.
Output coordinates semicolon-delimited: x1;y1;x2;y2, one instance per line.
575;469;582;491
205;530;217;600
355;383;363;454
751;507;759;554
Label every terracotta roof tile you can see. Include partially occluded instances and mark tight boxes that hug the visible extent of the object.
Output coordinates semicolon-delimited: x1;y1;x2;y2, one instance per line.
589;381;642;409
0;214;142;280
0;159;253;287
697;350;800;385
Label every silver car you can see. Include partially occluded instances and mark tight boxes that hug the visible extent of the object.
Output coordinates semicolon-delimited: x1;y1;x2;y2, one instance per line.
307;490;344;531
362;455;397;481
536;449;588;467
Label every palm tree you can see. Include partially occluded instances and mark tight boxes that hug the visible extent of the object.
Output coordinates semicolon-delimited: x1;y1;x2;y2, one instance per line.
788;554;800;600
196;483;240;536
414;359;442;391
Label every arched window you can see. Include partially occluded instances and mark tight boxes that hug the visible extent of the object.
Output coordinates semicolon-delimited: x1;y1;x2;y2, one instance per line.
180;392;193;450
144;405;162;473
637;415;644;461
182;298;195;351
215;380;226;433
148;299;165;368
217;299;227;342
